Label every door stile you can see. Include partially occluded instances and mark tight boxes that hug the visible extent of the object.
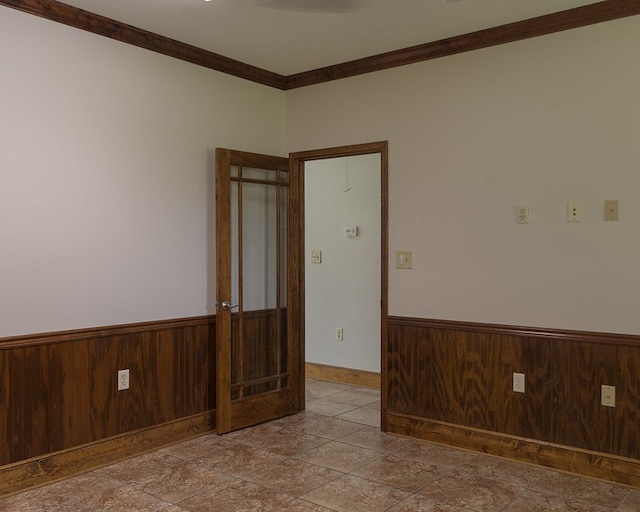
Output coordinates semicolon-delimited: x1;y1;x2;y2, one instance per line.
288;159;304;411
215;148;232;434
275;171;282;391
236;165;245;401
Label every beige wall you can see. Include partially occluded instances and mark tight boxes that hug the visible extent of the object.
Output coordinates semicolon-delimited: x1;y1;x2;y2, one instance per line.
0;8;285;337
286;16;640;335
3;6;640;339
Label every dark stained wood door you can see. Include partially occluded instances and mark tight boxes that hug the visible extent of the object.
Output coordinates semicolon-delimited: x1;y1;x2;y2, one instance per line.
215;148;302;434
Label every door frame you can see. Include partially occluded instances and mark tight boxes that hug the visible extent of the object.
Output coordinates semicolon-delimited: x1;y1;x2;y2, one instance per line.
289;141;389;430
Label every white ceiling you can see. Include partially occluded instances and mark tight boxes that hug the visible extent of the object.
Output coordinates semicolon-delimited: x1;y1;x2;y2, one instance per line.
57;0;602;75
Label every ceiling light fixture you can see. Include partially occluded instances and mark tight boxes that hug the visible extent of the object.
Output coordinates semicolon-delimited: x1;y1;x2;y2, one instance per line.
202;0;369;12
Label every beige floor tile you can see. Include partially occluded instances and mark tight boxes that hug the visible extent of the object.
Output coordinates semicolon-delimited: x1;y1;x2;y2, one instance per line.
523;469;629;509
244;458;343;496
278;499;336;511
270;410;323;429
338;425;414;453
387;494;471;512
0;473;123;511
392;440;475;469
325;387;380;406
293;440;383;472
95;450;185;484
305;379;351;400
418;471;523;512
64;484;172;511
501;487;625;512
300;474;410;512
191;443;287;479
335;405;380;426
158;433;237;460
177;479;292;512
223;422;328;456
295;414;366;440
364;400;381;410
452;455;549;487
618;490;640;511
133;460;236;504
306;398;360;417
352;454;451;491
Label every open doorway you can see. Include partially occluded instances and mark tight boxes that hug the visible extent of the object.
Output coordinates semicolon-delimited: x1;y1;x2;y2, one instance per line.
289;141;388;428
305;154;381;373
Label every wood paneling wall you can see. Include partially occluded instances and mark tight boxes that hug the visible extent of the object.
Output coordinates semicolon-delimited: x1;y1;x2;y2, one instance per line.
7;313;640;491
0;311;288;495
385;316;640;485
0;316;215;467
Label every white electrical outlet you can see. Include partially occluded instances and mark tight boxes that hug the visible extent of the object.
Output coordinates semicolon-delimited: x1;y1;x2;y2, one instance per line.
336;328;343;341
513;372;525;393
311;250;322;264
567;202;581;222
516;205;529;224
601;384;615;408
118;369;130;391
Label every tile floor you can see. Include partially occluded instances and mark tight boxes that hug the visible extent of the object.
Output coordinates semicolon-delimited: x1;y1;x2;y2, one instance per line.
2;379;640;511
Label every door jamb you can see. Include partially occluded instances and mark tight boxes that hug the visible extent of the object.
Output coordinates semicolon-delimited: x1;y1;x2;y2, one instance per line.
289;141;389;430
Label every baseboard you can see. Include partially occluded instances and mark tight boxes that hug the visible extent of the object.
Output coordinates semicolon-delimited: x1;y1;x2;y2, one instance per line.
0;411;215;497
385;412;640;488
305;362;380;389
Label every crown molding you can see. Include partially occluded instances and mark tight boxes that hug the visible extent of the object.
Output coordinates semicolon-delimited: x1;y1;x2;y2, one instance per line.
1;0;639;90
285;1;640;89
0;0;286;89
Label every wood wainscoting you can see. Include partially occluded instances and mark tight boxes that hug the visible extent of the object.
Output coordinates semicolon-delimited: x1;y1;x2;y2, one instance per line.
0;316;215;496
385;316;640;487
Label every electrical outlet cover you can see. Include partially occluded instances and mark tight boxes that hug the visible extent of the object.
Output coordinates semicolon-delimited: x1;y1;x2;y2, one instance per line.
513;372;525;393
516;205;529;224
118;369;130;391
567;202;581;222
601;384;615;407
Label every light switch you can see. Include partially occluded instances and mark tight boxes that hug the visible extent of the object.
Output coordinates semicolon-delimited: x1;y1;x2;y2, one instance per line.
604;200;619;221
311;250;322;264
345;226;358;238
395;251;413;269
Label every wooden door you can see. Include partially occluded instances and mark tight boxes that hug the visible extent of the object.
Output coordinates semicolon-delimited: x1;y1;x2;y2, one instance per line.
215;148;301;434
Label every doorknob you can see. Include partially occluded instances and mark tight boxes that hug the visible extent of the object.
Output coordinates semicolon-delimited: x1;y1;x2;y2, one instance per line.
219;301;239;311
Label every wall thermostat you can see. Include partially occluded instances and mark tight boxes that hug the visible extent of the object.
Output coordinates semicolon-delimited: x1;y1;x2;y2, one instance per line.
344;226;358;238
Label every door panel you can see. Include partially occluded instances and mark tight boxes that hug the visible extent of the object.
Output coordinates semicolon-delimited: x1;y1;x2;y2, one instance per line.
215;148;300;434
